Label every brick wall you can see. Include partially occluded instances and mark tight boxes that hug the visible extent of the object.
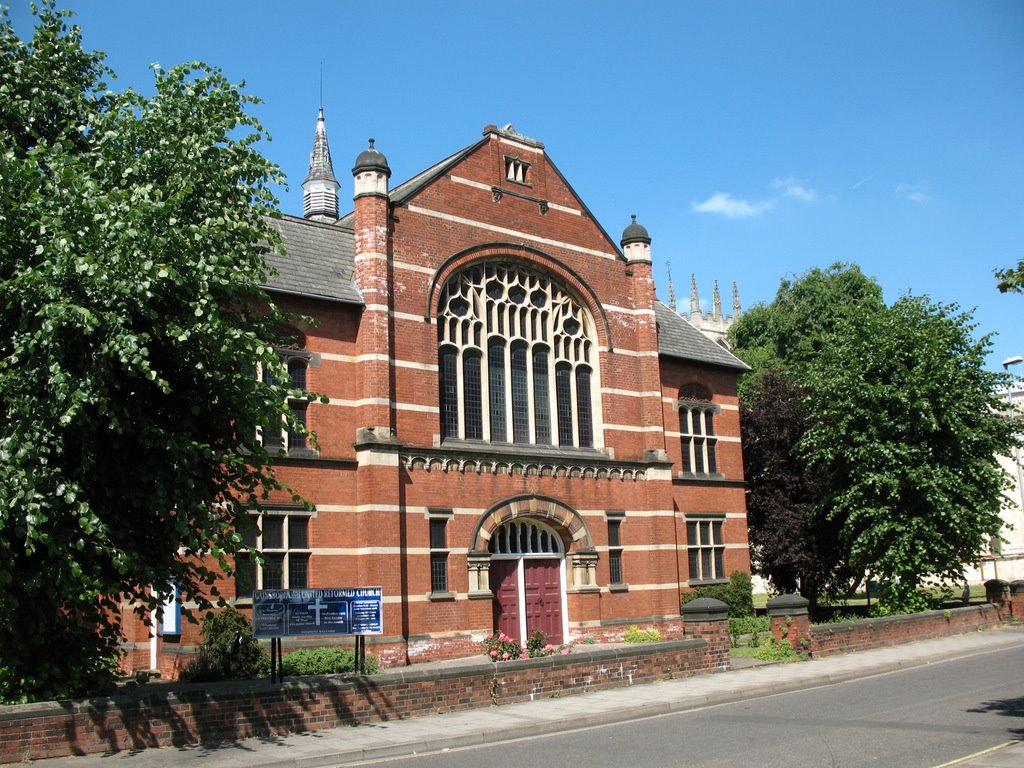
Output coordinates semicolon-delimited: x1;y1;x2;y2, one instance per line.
767;602;1004;658
0;639;722;764
807;605;1004;657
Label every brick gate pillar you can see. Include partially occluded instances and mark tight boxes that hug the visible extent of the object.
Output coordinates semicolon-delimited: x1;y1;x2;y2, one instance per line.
681;597;730;671
767;593;811;654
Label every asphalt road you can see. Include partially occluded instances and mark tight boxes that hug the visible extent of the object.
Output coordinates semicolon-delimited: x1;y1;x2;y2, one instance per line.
366;644;1024;768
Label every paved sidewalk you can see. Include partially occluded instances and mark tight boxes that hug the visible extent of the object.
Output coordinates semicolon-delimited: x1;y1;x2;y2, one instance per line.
11;628;1024;768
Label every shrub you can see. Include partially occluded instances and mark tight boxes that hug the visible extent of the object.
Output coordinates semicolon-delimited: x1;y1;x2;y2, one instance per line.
728;615;769;647
751;637;796;662
281;647;379;676
681;571;755;618
870;583;940;617
181;607;269;682
623;625;662;643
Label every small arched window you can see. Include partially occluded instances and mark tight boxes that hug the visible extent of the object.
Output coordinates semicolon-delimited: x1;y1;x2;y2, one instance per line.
678;384;718;475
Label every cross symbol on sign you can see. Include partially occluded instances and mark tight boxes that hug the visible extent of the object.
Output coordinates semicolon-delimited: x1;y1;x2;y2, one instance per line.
310;596;327;625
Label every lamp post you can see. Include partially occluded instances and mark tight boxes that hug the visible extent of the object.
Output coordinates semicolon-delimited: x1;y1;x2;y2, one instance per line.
1003;357;1024;575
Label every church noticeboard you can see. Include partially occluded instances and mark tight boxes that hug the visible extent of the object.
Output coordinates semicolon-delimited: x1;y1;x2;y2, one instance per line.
252;587;383;639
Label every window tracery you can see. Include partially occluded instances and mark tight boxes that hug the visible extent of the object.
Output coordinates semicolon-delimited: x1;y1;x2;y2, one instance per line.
438;263;596;447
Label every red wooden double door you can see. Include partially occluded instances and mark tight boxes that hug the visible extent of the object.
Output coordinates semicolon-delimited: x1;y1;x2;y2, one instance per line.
491;558;563;645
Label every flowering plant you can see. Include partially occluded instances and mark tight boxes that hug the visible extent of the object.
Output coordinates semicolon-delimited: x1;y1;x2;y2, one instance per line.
482;629;574;661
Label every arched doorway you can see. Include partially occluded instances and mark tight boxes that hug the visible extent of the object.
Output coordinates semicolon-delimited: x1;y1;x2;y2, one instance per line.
489;519;566;645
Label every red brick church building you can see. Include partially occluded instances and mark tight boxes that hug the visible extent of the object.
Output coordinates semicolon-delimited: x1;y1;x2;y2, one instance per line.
131;115;751;673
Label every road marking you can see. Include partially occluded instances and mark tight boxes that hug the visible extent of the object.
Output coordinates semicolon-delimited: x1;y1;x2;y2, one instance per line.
931;741;1016;767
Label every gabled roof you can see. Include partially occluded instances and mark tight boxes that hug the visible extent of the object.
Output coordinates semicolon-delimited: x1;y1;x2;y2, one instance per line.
655;301;750;371
338;138;488;228
262;214;361;305
338;128;623;256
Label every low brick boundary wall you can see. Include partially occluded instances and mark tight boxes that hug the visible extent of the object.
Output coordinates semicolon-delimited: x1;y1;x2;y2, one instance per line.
766;597;1004;658
808;604;1003;657
0;638;725;764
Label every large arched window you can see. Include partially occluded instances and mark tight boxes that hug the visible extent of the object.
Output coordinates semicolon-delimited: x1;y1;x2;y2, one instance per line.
438;263;596;447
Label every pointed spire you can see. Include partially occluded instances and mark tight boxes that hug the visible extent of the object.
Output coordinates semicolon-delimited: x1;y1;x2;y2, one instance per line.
732;281;741;320
690;273;700;317
302;107;340;220
667;264;675;313
712;280;722;319
304;107;337;185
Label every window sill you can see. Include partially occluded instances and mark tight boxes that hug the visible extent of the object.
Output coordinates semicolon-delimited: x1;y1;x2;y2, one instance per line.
569;585;601;594
676;471;726;481
609;583;630;593
688;578;729;587
428;591;456;602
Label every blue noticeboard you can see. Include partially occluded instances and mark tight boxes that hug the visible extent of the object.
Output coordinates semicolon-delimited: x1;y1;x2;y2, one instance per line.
252;587;383;639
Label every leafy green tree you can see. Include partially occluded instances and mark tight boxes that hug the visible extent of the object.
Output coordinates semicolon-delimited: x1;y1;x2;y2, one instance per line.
799;295;1015;591
732;264;1016;610
740;370;853;610
995;258;1023;294
0;3;302;702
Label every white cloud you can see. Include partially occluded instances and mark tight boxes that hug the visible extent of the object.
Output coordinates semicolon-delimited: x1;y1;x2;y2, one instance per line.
691;193;774;218
772;177;818;203
896;183;930;203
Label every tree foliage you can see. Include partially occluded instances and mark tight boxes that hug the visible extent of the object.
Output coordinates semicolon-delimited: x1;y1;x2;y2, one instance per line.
995;258;1024;294
739;370;852;609
0;3;302;702
732;264;1016;609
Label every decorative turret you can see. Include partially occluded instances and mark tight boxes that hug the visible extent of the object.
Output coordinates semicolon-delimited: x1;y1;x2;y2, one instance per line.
352;138;391;198
621;214;651;264
712;280;723;320
302;107;340;221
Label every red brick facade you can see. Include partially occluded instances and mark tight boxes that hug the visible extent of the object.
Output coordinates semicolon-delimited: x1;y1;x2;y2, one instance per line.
121;123;751;677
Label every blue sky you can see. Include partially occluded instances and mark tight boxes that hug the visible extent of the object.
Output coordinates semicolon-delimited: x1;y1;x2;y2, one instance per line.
10;1;1024;371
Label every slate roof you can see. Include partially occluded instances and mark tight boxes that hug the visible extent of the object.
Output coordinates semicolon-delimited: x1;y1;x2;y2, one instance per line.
262;214;361;305
654;301;750;371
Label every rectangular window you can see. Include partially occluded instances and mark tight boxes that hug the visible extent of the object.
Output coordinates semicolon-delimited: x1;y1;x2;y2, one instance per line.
555;363;574;447
488;340;507;442
608;518;624;584
532;347;551;445
510;344;530;443
686;518;725;583
463;352;483;440
287;401;308;451
234;511;312;598
429;514;450;594
680;405;718;476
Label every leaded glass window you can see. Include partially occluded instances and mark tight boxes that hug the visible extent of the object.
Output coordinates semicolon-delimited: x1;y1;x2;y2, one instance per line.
437;263;597;447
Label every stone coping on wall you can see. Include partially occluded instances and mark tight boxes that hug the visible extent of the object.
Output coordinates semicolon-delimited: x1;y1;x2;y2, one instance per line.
0;640;708;723
0;639;726;763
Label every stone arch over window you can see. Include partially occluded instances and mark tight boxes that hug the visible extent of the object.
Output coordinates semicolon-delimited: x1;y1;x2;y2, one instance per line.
436;259;601;448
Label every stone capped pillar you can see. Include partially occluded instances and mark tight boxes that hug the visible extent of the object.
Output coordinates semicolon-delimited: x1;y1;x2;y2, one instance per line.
1009;581;1024;620
681;596;730;671
767;593;811;653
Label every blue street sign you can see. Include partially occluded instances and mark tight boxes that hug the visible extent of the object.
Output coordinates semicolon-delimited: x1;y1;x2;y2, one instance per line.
252;587;383;639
